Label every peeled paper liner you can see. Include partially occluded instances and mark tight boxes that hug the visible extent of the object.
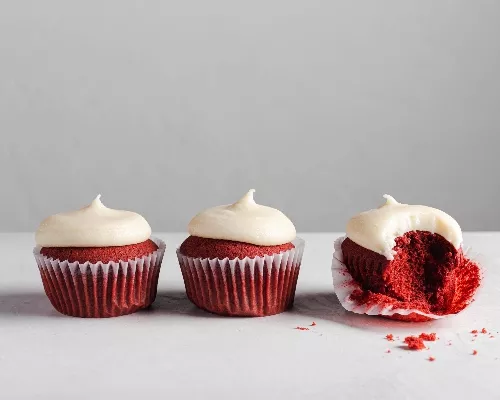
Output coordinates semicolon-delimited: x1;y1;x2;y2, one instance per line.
331;236;484;320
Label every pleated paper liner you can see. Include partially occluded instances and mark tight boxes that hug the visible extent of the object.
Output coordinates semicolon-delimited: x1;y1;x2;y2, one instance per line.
331;236;482;322
34;237;166;318
177;237;305;317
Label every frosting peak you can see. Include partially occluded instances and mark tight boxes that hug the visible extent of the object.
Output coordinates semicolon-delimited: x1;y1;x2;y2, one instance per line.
187;190;296;246
229;189;257;210
35;196;152;247
88;194;104;209
382;194;398;206
346;195;463;260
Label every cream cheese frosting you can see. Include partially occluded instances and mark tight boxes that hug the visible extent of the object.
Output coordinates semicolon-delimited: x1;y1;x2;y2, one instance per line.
35;195;152;247
188;189;296;246
346;195;463;260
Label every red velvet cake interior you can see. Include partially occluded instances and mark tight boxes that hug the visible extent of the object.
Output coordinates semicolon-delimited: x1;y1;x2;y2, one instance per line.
40;239;159;263
179;236;295;259
341;231;480;315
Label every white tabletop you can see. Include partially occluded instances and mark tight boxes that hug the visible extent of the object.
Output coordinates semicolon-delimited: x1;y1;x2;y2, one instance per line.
0;233;498;400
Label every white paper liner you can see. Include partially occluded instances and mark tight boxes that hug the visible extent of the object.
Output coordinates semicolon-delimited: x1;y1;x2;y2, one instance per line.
34;237;166;317
177;237;305;316
331;236;483;320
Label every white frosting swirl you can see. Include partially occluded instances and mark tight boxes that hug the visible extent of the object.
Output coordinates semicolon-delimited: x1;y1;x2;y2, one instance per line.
35;195;152;247
346;195;463;260
188;189;296;246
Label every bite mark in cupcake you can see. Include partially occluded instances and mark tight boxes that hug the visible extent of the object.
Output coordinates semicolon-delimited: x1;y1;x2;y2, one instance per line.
335;195;480;321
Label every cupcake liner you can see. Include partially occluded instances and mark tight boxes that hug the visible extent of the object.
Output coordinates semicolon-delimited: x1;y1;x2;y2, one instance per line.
177;237;305;317
34;237;166;318
331;236;482;321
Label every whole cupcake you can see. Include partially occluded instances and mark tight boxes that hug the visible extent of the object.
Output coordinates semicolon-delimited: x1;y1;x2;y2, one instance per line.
177;189;305;317
332;195;481;322
34;195;166;318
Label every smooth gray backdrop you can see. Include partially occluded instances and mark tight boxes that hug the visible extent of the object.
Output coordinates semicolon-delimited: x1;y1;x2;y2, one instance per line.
1;1;499;232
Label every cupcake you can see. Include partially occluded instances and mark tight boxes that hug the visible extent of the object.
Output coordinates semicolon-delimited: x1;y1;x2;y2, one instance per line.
332;195;481;321
177;189;305;317
34;195;166;318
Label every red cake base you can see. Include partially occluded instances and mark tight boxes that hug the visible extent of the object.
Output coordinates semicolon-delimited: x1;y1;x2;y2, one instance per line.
177;237;304;317
35;239;164;318
40;239;159;263
179;236;295;259
341;231;480;319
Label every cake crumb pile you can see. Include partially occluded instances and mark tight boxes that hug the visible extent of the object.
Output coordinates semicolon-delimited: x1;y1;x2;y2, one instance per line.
418;332;437;341
404;336;426;350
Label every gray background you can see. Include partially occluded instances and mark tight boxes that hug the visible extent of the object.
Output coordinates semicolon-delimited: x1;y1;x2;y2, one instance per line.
1;0;499;232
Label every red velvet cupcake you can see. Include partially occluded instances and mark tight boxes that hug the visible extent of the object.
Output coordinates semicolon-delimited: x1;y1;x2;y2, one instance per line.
34;195;166;318
177;189;305;317
331;195;481;321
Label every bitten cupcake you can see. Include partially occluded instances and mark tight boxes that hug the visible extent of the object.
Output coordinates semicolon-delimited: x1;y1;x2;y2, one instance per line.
331;195;481;322
177;189;305;317
34;195;166;318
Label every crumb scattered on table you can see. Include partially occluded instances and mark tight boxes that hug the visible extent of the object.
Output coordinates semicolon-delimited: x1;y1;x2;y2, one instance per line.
295;326;309;331
419;332;437;341
404;336;426;350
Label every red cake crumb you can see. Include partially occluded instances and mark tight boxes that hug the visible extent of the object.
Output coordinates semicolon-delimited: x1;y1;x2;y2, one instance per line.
404;336;426;350
428;356;436;362
386;334;395;341
471;330;478;334
386;349;391;353
179;236;295;259
41;239;158;263
310;322;317;326
473;350;478;355
481;328;488;334
419;333;437;341
295;326;309;331
342;231;481;317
